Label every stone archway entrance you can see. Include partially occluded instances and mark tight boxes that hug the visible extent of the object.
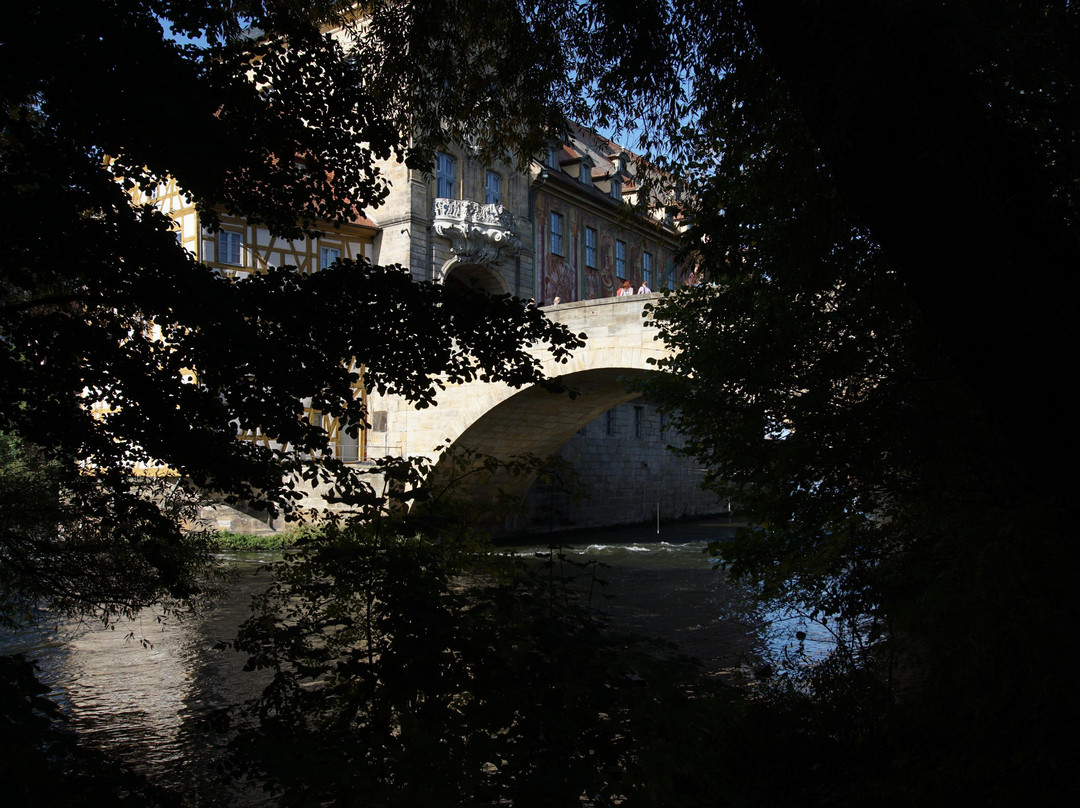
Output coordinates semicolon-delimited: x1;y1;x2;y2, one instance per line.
443;261;510;296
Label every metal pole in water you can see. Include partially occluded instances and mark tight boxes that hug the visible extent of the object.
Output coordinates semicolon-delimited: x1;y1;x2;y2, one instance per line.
656;502;660;535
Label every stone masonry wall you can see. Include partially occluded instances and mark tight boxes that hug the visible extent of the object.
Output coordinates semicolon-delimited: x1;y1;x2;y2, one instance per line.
522;400;726;532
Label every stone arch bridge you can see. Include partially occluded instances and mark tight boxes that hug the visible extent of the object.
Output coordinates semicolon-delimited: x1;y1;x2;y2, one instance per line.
214;294;723;534
369;293;668;463
363;293;680;522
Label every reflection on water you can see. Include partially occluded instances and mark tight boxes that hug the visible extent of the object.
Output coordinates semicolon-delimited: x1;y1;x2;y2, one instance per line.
2;521;834;801
0;555;272;806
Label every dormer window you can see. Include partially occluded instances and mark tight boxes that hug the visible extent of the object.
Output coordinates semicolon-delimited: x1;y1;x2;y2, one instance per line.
610;179;622;201
546;146;559;168
580;163;593;187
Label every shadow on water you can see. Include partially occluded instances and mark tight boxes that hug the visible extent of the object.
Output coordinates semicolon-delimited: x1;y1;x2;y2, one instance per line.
505;521;751;676
505;517;837;675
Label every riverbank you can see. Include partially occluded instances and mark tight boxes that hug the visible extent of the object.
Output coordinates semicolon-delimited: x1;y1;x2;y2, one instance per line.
206;512;749;553
205;525;314;552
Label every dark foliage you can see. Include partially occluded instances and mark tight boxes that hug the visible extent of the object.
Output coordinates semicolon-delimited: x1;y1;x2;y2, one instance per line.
614;2;1080;804
5;1;1079;805
0;0;584;624
221;514;724;808
1;3;584;802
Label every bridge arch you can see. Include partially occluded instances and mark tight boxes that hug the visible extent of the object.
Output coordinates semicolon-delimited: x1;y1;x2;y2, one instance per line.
452;365;661;459
387;296;673;527
425;364;668;527
393;296;667;460
226;295;722;535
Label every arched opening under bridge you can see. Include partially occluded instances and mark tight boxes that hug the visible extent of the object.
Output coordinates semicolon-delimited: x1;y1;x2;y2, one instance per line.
441;260;510;296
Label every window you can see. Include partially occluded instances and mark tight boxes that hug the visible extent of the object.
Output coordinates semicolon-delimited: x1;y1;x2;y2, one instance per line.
643;252;654;287
610;177;622;201
546;145;558;167
584;227;597;268
615;239;626;278
338;421;360;463
436;152;456;198
550;212;564;256
580;164;592;187
485;170;502;205
634;406;644;439
219;230;242;266
320;246;341;269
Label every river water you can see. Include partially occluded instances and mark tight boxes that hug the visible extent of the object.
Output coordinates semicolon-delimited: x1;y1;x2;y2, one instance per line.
1;519;829;803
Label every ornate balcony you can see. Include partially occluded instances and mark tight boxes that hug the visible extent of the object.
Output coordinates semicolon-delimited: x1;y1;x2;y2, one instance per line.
432;198;521;267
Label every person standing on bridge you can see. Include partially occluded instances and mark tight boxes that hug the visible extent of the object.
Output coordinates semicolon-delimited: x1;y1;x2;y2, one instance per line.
616;279;634;296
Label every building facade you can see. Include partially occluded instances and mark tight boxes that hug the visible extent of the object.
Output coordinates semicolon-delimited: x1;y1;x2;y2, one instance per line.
363;121;686;304
367;148;535;297
153;126;718;532
140;175;377;464
533;122;683;305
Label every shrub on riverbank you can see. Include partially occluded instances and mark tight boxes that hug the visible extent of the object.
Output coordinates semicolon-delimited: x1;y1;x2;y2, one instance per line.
207;525;322;552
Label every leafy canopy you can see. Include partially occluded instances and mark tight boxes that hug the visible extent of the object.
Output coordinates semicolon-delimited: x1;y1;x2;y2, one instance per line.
609;2;1080;802
0;1;590;623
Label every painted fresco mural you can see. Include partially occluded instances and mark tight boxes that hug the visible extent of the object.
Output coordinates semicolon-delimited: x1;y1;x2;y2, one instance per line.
536;193;679;302
537;205;576;304
543;254;577;304
584;267;601;300
629;243;642;288
599;232;615;297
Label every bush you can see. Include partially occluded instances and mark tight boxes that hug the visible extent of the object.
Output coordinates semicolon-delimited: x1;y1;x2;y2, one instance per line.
205;524;323;552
